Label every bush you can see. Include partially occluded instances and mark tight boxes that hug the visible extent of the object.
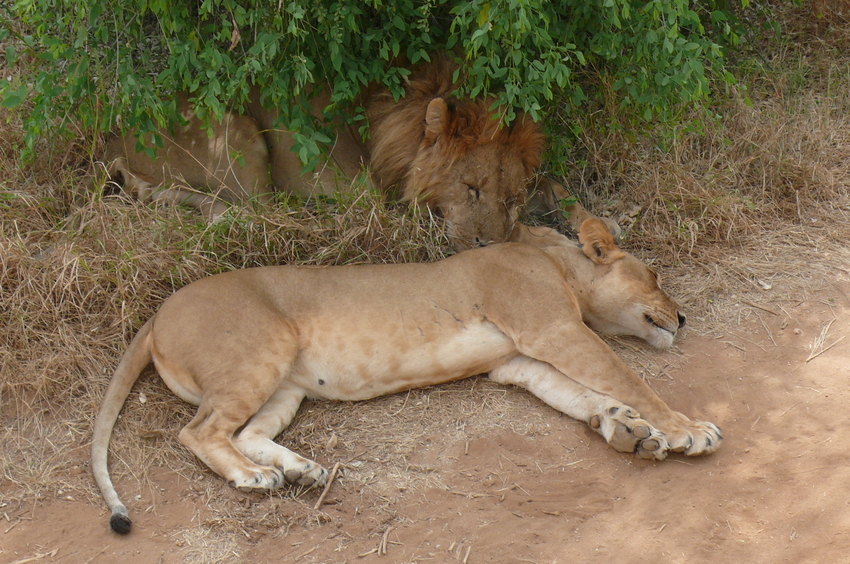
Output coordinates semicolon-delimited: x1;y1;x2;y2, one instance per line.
1;0;748;164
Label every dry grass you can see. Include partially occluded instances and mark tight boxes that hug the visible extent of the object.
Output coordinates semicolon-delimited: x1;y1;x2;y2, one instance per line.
2;7;850;561
552;20;850;327
810;0;850;25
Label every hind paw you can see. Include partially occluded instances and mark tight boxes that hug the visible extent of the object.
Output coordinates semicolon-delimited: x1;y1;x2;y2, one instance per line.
283;459;328;488
230;466;286;490
590;403;669;461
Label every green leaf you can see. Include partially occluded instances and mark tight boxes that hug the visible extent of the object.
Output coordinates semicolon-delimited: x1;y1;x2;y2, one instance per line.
5;45;17;66
5;0;743;164
477;3;491;28
1;85;28;108
574;50;586;65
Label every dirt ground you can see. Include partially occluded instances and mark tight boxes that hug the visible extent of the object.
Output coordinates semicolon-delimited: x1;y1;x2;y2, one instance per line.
3;268;849;563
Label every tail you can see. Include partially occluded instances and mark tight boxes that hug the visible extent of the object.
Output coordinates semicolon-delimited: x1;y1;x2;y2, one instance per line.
91;318;154;534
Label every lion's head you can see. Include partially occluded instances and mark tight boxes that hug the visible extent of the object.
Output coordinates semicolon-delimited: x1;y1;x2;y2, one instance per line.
368;61;545;250
514;220;685;349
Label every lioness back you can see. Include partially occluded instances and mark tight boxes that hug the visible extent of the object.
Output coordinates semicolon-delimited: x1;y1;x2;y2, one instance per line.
151;245;558;402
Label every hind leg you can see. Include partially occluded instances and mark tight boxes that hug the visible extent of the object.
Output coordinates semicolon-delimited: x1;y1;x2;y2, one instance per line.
171;331;307;489
178;400;286;490
233;383;328;488
149;186;230;221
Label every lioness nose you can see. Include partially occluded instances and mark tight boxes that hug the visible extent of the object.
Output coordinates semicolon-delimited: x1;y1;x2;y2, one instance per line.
677;313;686;328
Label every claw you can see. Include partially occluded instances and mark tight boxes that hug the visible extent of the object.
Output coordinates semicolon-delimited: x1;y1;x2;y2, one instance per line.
670;433;694;453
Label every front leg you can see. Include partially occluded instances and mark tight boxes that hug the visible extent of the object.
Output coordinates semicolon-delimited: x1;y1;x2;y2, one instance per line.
490;356;669;459
487;301;721;456
521;326;722;456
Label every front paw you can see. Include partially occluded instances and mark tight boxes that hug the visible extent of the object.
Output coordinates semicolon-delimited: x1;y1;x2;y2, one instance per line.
590;404;670;461
666;418;723;456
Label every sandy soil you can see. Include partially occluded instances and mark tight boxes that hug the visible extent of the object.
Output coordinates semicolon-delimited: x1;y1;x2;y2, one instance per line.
2;280;849;564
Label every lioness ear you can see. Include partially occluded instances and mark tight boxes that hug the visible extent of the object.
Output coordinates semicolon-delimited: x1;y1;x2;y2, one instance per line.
424;98;449;144
579;218;625;264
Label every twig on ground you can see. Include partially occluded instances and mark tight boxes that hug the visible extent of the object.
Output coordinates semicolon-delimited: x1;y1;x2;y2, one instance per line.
297;546;318;559
720;341;746;352
10;549;58;564
743;300;780;316
806;336;846;362
805;319;844;362
447;490;497;499
758;313;778;347
313;461;341;510
379;525;393;555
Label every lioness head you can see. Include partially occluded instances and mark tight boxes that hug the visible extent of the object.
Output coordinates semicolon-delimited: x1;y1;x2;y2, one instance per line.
514;220;685;349
407;98;544;250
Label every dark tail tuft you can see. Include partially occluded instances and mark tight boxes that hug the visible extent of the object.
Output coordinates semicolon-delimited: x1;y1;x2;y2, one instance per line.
110;513;132;534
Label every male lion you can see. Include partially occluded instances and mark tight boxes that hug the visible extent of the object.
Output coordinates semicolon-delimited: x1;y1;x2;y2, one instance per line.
104;59;600;249
92;219;722;534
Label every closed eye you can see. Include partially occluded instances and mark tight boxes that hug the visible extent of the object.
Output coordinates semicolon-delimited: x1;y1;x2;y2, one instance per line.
467;184;480;200
645;314;661;328
645;314;674;334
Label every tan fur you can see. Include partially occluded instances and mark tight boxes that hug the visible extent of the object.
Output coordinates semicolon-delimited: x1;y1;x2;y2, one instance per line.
527;176;623;237
104;60;603;249
579;216;626;264
366;59;545;247
103;95;272;221
244;86;368;198
91;219;721;534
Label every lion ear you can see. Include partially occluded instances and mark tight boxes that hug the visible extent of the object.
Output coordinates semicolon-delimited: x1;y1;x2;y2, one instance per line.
508;114;545;174
579;218;625;264
424;98;449;144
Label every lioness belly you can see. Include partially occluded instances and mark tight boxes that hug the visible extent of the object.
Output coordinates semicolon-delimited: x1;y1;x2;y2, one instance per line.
291;321;517;401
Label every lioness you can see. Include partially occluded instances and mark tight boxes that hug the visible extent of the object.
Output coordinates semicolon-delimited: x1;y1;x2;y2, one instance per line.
104;94;273;221
105;59;603;249
92;219;721;534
